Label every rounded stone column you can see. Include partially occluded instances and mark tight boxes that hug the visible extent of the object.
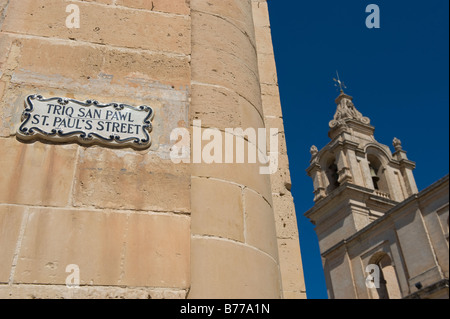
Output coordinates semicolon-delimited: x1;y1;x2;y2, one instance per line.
189;0;282;298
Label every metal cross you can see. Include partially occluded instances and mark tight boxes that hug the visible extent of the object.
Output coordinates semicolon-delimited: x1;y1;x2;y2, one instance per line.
333;71;347;93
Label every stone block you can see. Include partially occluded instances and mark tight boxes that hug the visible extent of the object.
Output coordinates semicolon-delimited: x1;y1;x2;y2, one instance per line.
192;11;257;73
270;167;293;195
191;42;262;112
257;52;278;85
0;138;78;207
277;238;306;297
251;0;270;28
191;129;273;203
191;178;244;242
1;0;191;54
260;82;280;97
190;84;264;131
0;33;13;66
244;189;278;259
11;38;190;90
14;208;190;289
0;205;26;283
261;91;283;119
0;84;25;137
121;213;190;288
191;0;255;41
190;237;281;299
73;147;190;213
190;84;242;129
273;194;299;240
264;117;288;156
255;24;275;55
14;208;127;285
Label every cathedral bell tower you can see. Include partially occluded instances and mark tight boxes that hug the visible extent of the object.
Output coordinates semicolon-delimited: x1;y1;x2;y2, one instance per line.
305;88;419;254
305;86;448;300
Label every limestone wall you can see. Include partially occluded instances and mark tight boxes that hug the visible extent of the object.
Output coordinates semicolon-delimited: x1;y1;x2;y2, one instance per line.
0;0;191;299
0;0;305;299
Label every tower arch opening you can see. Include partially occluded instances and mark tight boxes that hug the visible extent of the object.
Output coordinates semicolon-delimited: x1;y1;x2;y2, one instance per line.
323;156;340;194
368;252;402;299
367;154;390;197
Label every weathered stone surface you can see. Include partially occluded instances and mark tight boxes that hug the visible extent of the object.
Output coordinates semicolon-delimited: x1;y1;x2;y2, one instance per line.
73;147;190;213
14;208;127;285
0;0;8;15
11;38;191;89
270;166;293;195
191;0;255;41
1;0;191;54
257;53;278;86
0;37;190;153
0;138;78;207
277;238;306;297
0;284;187;299
263;117;288;156
190;84;264;131
190;237;281;299
190;84;242;129
117;0;190;15
261;95;283;119
192;11;257;75
14;208;190;289
121;213;190;288
273;194;299;240
255;24;275;56
0;33;13;66
80;0;112;5
191;1;262;114
244;189;278;259
191;178;244;242
191;41;262;114
252;0;270;28
191;148;273;204
0;205;26;283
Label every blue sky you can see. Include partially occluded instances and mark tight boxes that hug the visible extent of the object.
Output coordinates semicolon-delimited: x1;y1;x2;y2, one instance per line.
267;0;449;299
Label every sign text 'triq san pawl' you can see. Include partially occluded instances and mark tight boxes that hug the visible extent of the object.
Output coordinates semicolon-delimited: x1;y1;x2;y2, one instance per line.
17;95;154;149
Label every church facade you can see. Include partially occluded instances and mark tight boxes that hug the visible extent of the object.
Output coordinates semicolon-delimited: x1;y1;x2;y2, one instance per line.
305;90;449;299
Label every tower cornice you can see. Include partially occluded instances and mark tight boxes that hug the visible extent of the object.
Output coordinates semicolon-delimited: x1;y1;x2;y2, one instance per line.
304;182;399;225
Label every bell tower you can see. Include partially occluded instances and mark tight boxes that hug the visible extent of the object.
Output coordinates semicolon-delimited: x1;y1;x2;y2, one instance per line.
305;88;419;253
305;86;448;300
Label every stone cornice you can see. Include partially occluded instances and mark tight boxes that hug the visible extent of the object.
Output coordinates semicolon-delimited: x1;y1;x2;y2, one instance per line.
304;182;398;221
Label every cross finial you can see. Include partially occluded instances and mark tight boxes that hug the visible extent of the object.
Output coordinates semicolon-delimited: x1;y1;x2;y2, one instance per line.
333;71;347;93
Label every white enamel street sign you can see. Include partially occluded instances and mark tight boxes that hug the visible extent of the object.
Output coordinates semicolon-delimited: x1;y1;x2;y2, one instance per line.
17;95;154;149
